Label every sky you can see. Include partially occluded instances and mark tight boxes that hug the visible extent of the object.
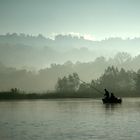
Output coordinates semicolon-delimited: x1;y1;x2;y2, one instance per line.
0;0;140;40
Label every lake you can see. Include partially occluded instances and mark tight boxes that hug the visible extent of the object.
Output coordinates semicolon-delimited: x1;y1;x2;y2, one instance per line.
0;98;140;140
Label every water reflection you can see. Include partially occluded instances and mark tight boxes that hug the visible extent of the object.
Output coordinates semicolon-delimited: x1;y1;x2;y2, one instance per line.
102;103;122;115
0;99;140;140
104;103;121;110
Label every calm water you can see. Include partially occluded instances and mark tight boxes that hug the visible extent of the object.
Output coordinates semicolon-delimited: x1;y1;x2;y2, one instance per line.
0;98;140;140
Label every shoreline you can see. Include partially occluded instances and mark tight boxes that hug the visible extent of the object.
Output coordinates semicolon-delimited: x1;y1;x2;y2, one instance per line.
0;91;139;100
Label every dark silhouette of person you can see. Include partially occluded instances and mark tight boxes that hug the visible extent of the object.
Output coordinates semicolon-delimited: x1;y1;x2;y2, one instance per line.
104;89;110;99
110;93;116;101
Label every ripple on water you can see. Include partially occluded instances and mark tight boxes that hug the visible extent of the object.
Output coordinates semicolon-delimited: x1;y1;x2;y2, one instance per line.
0;98;140;140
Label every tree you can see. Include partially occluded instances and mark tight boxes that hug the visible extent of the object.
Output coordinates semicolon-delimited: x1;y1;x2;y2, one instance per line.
78;82;90;92
99;66;119;91
114;52;131;65
56;73;80;92
135;69;140;93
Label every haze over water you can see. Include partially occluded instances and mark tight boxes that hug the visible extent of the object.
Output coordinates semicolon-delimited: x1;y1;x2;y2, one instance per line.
0;98;140;140
1;1;140;139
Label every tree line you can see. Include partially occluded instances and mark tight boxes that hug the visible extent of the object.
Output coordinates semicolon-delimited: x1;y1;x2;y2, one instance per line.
0;65;140;99
1;52;140;93
56;66;140;97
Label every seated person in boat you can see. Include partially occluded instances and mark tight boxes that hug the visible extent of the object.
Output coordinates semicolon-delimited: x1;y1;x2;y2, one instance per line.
110;93;117;101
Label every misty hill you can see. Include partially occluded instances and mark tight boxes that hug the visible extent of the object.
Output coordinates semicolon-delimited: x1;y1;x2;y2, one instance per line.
0;53;140;92
1;33;140;68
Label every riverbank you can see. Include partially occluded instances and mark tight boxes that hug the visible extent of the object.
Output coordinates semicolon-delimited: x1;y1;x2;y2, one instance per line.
0;91;101;100
0;91;139;100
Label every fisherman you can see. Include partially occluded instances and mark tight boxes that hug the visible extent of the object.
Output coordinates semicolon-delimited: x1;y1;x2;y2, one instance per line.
103;89;122;103
110;93;116;101
104;88;110;99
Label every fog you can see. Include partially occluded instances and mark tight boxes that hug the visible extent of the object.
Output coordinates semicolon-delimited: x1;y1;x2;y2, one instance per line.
0;33;140;92
0;33;140;70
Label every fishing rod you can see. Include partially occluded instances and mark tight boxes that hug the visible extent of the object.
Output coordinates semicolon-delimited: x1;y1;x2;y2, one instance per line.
79;79;104;95
72;68;104;95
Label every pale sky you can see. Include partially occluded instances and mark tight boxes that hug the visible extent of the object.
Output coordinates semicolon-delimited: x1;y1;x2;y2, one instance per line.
0;0;140;40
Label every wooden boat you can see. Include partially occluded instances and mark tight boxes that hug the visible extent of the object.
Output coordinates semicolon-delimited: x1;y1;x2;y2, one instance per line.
102;98;122;104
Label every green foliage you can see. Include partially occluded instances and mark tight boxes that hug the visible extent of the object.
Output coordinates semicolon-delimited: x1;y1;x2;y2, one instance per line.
135;69;140;93
98;66;135;93
1;66;140;99
55;66;140;97
56;73;80;92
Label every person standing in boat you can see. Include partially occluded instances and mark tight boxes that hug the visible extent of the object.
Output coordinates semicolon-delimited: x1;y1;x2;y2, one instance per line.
104;89;110;99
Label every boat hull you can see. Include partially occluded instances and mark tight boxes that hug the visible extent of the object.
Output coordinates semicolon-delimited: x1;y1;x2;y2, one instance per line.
102;98;122;104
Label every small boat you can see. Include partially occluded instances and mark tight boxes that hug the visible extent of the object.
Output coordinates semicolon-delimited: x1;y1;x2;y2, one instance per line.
102;98;122;104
